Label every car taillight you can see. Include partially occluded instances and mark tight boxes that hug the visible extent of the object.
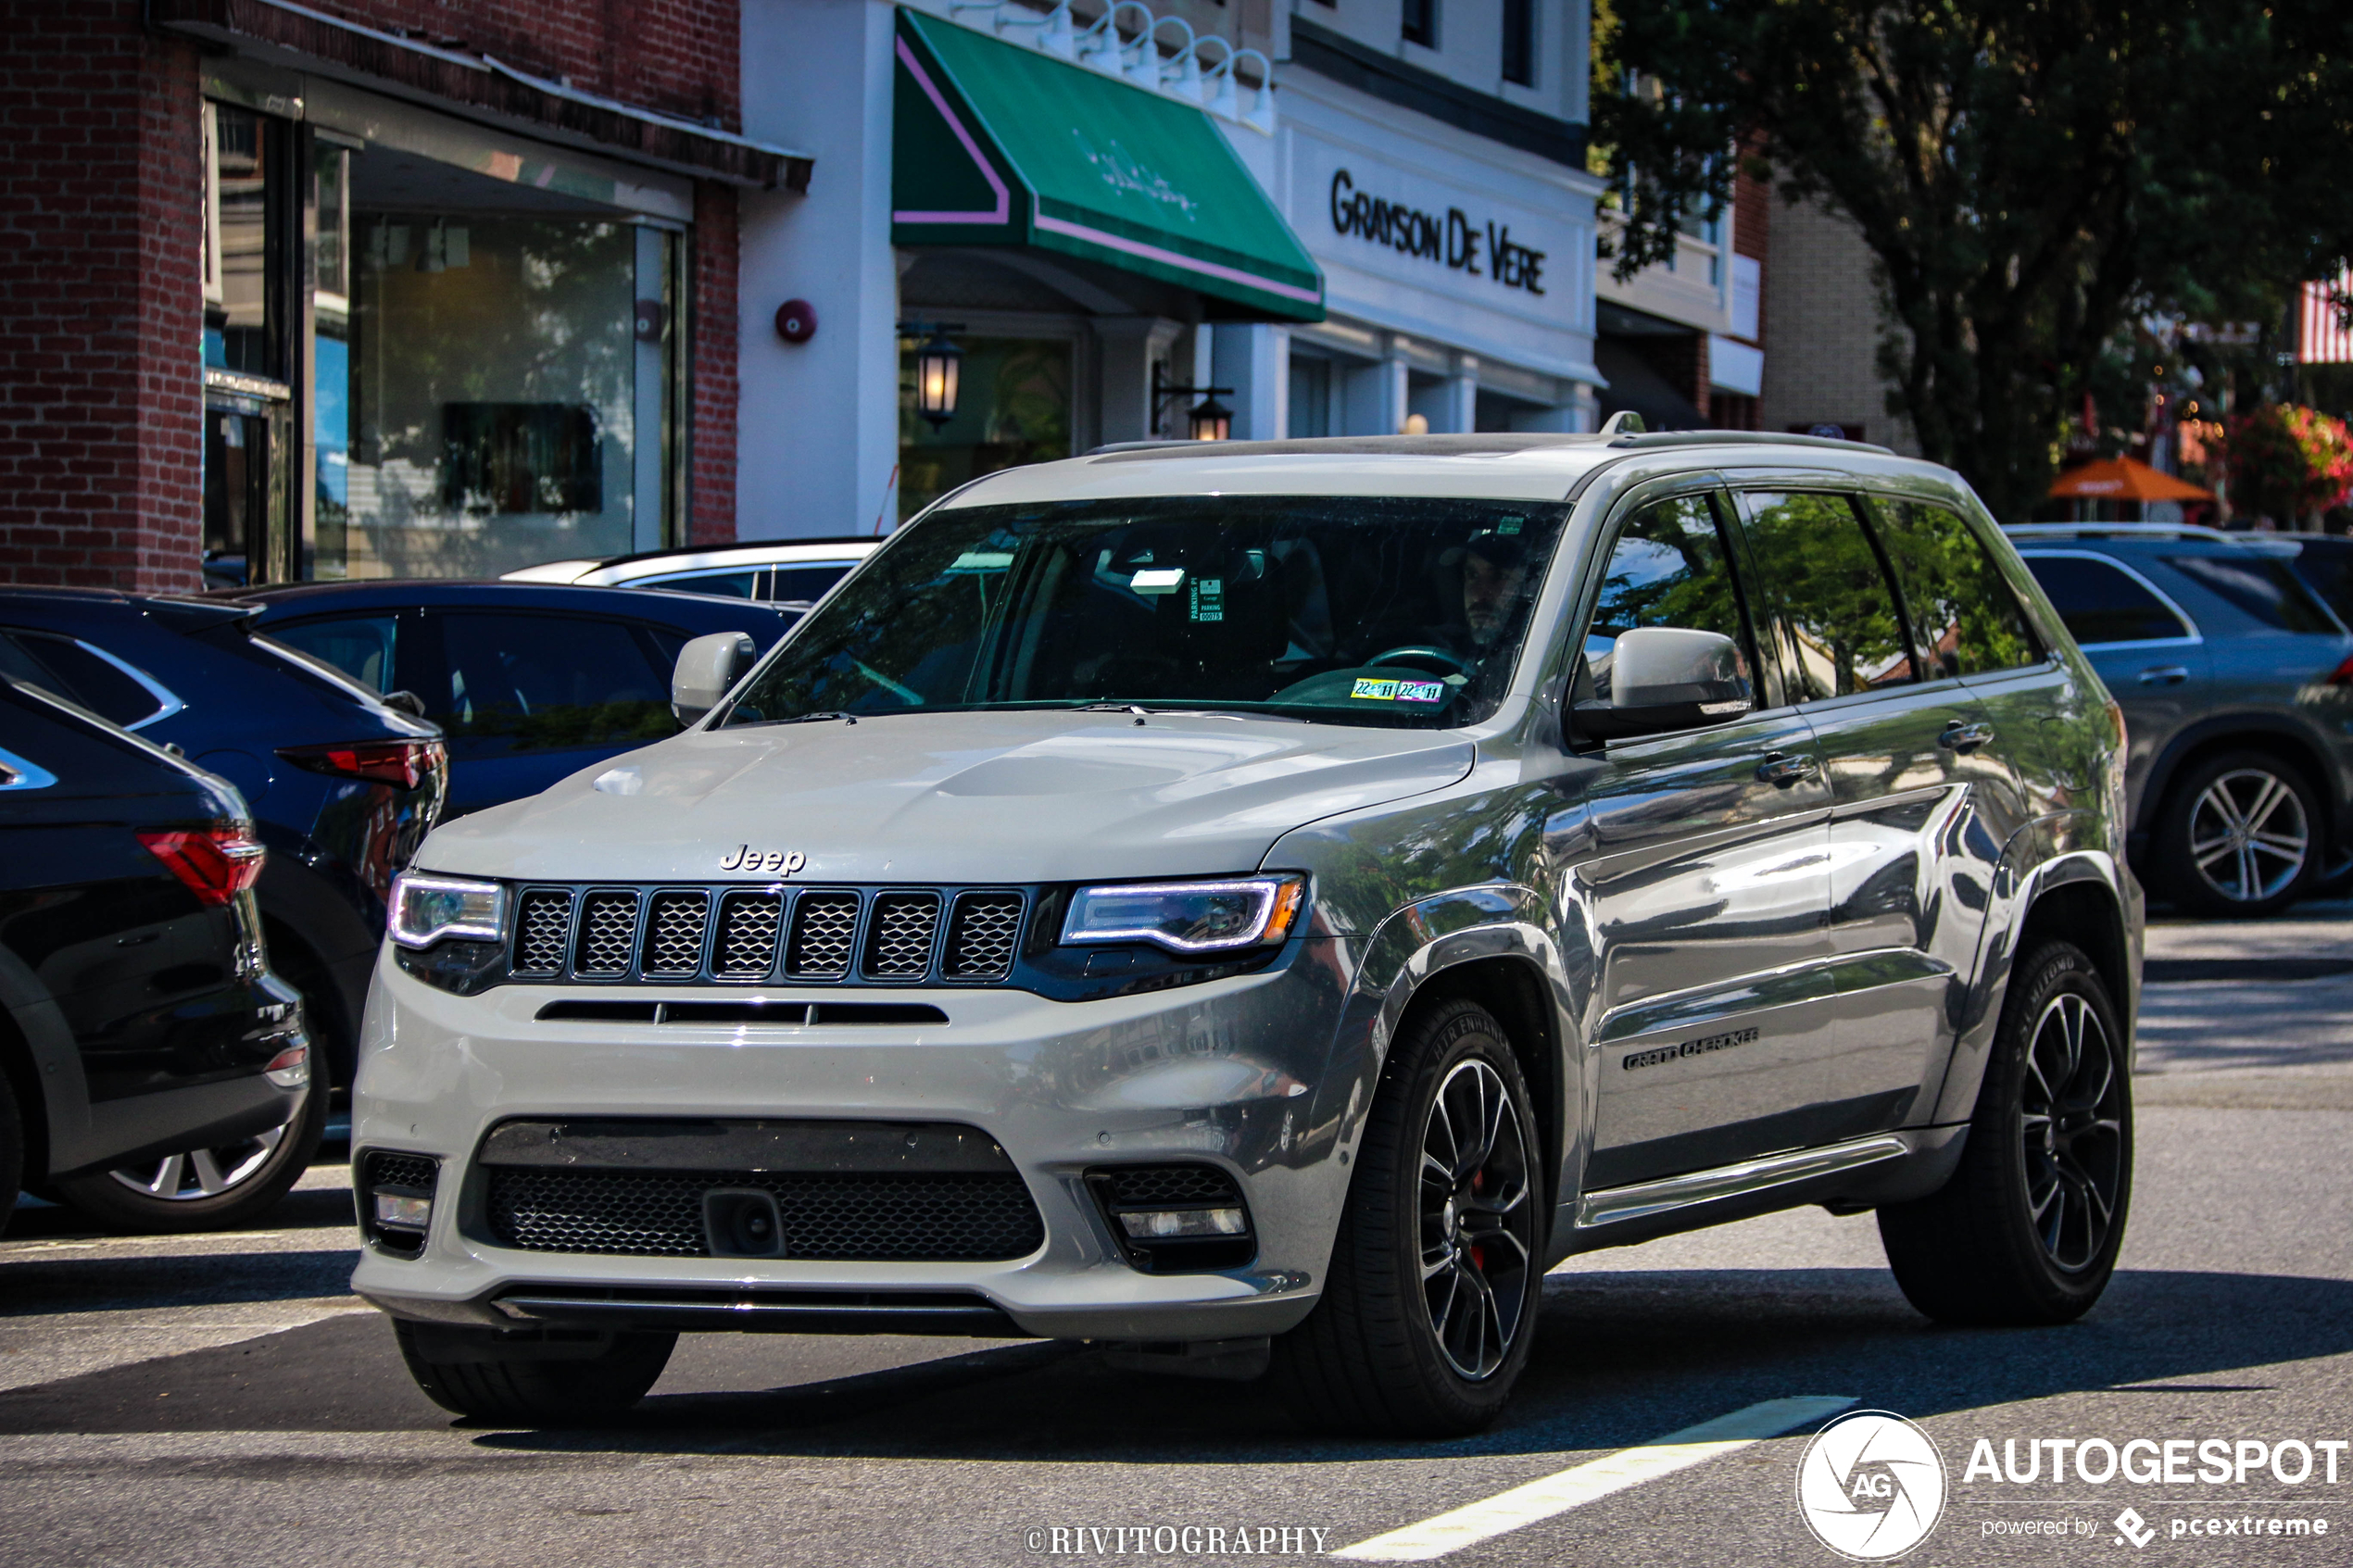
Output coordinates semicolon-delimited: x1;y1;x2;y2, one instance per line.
2327;655;2353;686
139;824;265;904
277;738;445;790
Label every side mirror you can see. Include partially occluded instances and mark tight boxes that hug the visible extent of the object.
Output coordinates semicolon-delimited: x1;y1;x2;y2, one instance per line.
1575;626;1752;740
672;632;758;724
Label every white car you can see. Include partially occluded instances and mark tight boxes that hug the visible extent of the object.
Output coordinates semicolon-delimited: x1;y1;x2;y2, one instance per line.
501;539;878;608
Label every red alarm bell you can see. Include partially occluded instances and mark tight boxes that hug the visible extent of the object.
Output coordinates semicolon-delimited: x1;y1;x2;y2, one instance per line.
774;298;818;344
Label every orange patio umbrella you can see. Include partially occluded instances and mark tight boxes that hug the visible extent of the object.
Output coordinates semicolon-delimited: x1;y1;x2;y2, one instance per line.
2047;456;2214;502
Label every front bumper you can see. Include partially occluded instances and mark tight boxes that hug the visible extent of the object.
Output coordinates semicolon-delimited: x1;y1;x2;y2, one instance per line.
349;937;1365;1341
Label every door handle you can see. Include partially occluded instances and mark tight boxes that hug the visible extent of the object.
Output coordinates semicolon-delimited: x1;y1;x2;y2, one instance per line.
1755;751;1819;786
2137;666;2190;686
1939;720;1995;753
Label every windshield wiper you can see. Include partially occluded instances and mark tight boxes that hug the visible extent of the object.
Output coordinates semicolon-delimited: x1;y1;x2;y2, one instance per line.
1073;701;1306;723
736;710;859;728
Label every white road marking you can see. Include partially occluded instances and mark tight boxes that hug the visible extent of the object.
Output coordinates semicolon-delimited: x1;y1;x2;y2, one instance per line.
1331;1395;1858;1562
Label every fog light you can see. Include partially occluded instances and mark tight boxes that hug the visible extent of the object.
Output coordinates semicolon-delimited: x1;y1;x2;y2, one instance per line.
374;1193;432;1232
263;1045;310;1088
1119;1207;1247;1239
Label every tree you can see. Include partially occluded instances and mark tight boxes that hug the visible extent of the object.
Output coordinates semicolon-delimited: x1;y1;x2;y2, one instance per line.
1594;0;2353;520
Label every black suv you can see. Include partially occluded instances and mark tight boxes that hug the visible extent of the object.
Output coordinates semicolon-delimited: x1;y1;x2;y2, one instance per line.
1;679;316;1233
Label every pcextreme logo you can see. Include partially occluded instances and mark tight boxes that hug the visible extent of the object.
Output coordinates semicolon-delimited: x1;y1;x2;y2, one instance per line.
1796;1411;1949;1561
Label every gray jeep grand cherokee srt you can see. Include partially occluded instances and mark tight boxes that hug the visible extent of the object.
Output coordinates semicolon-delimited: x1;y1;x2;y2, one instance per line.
355;432;2141;1436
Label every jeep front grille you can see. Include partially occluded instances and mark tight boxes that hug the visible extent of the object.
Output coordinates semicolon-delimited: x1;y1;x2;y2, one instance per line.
574;891;640;976
943;891;1024;980
641;891;710;977
502;884;1028;988
786;891;861;979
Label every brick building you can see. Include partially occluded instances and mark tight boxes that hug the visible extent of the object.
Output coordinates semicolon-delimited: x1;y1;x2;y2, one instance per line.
1;0;800;593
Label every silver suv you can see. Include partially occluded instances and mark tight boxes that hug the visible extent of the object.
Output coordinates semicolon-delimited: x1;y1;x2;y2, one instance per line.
356;433;2141;1435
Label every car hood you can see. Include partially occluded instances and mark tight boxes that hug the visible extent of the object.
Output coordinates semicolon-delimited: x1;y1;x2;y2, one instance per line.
416;711;1474;884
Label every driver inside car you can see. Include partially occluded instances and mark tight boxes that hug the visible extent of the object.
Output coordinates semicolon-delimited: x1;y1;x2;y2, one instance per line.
1456;532;1530;652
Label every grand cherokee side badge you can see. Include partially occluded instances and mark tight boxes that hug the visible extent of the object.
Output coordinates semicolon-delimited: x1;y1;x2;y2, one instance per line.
719;846;806;875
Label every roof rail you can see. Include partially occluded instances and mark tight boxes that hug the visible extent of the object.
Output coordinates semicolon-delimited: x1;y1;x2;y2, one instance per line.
2000;521;2237;543
1604;429;1894;455
1084;428;1899;459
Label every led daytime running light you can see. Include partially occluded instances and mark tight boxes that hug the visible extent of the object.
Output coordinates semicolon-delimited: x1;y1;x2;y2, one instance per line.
1060;875;1305;954
389;872;509;949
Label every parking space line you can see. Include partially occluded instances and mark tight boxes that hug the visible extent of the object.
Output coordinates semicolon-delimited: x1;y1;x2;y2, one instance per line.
1330;1395;1857;1562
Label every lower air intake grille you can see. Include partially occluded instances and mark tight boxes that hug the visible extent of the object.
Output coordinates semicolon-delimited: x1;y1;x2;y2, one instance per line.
786;891;861;978
864;892;941;979
574;891;641;976
513;891;573;975
943;891;1025;980
641;891;710;977
484;1167;1045;1261
1092;1164;1242;1208
361;1150;440;1196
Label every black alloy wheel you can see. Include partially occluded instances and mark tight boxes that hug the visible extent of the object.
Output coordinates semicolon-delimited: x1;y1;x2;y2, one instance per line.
1418;1057;1539;1380
1880;939;2133;1325
1272;997;1544;1436
2019;987;2127;1273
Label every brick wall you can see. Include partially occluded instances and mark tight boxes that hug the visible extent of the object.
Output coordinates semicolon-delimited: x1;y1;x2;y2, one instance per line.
1757;194;1917;455
320;0;741;128
689;179;738;546
0;0;742;591
0;3;206;592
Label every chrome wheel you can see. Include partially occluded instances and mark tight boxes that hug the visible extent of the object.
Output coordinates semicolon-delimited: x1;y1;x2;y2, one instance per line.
2188;767;2309;905
2019;991;2126;1273
107;1124;287;1201
1417;1058;1536;1380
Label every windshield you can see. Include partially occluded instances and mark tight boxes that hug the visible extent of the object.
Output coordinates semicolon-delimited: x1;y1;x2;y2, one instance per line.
721;495;1569;729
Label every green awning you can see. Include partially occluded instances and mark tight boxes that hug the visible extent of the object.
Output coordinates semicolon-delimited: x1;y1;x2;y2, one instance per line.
891;9;1324;322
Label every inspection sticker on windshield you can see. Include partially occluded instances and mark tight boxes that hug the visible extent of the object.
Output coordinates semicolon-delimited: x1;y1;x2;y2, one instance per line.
1351;678;1401;700
1397;680;1445;703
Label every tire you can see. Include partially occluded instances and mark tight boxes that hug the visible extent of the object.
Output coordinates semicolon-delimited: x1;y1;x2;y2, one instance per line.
2158;750;2320;918
1880;940;2132;1325
53;1076;325;1234
1271;997;1544;1436
0;1068;23;1241
394;1320;676;1424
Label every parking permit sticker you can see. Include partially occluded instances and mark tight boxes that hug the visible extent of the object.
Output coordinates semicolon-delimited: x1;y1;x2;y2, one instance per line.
1189;578;1224;622
1351;677;1401;700
1398;680;1445;703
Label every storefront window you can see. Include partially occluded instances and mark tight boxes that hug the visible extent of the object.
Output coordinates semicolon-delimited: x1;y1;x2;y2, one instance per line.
204;105;287;378
898;335;1072;522
304;142;679;581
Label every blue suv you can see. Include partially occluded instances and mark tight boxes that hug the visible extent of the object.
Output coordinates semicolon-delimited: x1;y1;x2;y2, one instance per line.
2007;523;2353;915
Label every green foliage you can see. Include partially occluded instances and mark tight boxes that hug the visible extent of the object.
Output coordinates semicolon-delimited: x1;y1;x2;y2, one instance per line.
2221;405;2353;524
1594;0;2353;520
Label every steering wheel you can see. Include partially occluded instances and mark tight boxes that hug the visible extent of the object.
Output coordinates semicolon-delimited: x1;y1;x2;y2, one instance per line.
1365;645;1480;679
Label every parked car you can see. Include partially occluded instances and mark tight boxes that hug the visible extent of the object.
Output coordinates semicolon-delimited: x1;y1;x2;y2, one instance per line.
226;581;799;821
0;676;318;1233
2284;533;2353;631
0;589;443;1112
2005;522;2353;915
357;432;2139;1434
500;539;878;608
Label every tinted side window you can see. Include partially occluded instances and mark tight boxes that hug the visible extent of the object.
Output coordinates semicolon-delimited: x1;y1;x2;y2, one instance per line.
0;633;168;727
435;613;675;749
2020;556;2191;645
1737;492;1914;699
2161;555;2339;633
770;564;853;606
268;614;397;692
637;569;761;598
1867;500;2041;677
1581;493;1755;703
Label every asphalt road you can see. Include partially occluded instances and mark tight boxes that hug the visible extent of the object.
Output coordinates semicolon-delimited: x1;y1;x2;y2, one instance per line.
6;911;2351;1568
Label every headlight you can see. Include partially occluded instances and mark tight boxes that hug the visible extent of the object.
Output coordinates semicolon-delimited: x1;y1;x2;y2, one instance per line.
1060;875;1306;955
389;872;508;948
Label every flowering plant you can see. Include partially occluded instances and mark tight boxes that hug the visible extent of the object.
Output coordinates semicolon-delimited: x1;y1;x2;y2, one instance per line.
2221;405;2353;523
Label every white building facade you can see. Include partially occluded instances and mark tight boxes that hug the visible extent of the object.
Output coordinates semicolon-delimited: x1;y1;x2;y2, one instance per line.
731;0;1603;542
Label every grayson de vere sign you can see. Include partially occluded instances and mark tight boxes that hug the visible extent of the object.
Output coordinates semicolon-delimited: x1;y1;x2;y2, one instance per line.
1327;169;1547;295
